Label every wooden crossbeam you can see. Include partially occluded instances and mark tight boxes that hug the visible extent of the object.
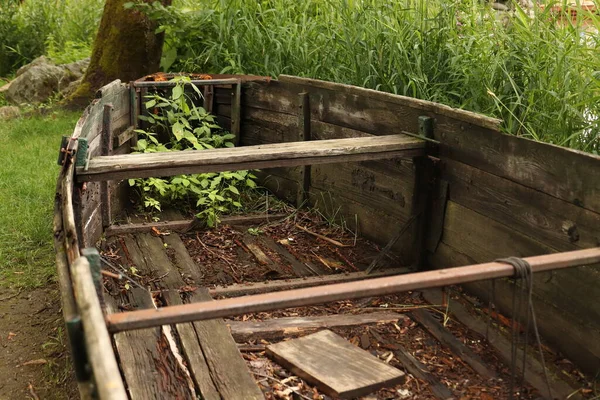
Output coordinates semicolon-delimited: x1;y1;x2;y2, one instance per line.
76;134;425;182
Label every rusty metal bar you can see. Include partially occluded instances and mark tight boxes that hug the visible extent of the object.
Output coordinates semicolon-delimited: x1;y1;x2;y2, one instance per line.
106;248;600;333
132;78;239;88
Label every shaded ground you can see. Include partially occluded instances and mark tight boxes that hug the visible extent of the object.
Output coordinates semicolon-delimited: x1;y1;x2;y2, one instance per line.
0;285;77;399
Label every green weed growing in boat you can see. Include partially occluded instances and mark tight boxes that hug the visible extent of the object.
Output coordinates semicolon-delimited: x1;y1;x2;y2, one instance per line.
128;76;257;227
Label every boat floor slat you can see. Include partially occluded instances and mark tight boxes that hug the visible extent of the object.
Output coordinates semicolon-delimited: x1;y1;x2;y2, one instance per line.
106;292;195;399
157;233;264;400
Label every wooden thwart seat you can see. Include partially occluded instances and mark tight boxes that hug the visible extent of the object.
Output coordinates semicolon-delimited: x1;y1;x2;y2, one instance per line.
76;134;426;182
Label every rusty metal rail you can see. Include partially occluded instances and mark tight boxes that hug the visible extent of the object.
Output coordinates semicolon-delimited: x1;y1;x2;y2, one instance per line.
105;247;600;333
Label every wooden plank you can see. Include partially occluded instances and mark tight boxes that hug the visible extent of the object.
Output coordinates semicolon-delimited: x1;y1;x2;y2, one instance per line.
435;115;600;214
209;268;410;297
422;288;581;399
105;213;287;236
71;257;127;400
259;235;326;276
162;290;221;400
307;189;417;262
162;233;265;400
77;134;426;182
232;80;241;146
297;92;311;207
122;234;215;399
101;104;113;228
310;158;415;221
106;292;194;399
278;75;501;131
263;76;600;214
442;159;600;252
114;236;198;399
438;201;600;328
116;126;136;147
240;108;299;145
368;329;453;399
228;311;403;342
268;330;404;398
410;309;496;379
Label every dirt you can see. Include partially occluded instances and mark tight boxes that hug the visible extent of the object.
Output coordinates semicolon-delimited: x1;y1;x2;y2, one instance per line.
236;292;596;399
0;285;77;399
182;210;395;287
99;208;597;400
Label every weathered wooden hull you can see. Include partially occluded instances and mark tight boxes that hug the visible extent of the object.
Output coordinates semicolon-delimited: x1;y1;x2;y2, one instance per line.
54;74;600;399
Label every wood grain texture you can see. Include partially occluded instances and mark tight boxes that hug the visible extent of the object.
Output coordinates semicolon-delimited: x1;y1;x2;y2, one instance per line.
267;330;405;398
434;115;600;214
105;213;285;236
278;75;502;130
422;289;581;399
437;201;600;328
107;292;193;400
209;268;410;297
228;312;403;341
78;134;425;182
71;257;127;400
247;77;600;214
441;159;600;252
162;233;265;400
112;236;197;399
410;309;496;379
368;329;453;399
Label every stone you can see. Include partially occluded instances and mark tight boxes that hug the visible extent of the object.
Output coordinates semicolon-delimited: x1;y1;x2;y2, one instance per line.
0;81;11;93
60;77;83;98
4;56;90;105
0;106;20;120
492;2;509;11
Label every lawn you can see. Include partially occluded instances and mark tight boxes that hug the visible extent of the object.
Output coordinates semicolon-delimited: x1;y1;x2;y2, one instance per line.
0;110;80;288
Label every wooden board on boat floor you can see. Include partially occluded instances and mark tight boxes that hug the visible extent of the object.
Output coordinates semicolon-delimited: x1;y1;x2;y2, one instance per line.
158;233;265;400
228;311;404;341
131;233;263;400
266;329;405;398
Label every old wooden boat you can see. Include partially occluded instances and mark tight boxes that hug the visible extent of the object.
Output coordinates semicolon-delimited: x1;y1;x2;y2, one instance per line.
54;73;600;399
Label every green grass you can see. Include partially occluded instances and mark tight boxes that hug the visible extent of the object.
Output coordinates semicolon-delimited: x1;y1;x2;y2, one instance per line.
0;110;80;288
152;0;600;152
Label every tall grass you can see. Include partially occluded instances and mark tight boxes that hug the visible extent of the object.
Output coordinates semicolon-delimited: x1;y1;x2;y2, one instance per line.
158;0;599;152
0;0;104;76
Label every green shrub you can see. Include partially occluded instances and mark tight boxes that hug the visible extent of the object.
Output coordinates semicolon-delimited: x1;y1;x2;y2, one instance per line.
129;77;258;226
149;0;599;152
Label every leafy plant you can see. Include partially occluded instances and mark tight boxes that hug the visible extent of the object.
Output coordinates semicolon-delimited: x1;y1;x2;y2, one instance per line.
0;0;102;77
247;227;263;236
128;76;258;226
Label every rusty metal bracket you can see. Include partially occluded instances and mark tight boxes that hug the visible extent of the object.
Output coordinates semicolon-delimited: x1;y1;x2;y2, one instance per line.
57;136;82;166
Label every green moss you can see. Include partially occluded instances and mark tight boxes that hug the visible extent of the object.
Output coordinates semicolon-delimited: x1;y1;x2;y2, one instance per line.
66;0;171;107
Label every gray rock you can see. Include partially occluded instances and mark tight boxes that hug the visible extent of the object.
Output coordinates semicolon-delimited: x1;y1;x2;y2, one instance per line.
0;106;20;120
60;76;83;98
5;56;89;105
15;55;52;77
492;2;509;11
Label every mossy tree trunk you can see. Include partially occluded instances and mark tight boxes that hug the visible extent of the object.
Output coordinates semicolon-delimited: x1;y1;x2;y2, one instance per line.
68;0;172;107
